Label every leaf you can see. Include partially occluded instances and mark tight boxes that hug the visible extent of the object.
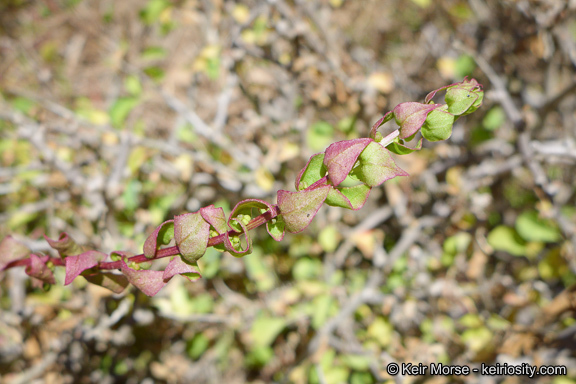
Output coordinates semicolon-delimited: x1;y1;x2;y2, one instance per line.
0;235;30;270
386;137;423;155
251;315;287;347
163;256;202;282
295;153;326;191
515;211;561;243
25;254;55;284
174;212;210;263
200;205;228;234
421;107;455;142
143;220;175;258
393;102;441;139
64;250;107;285
307;121;334;151
83;272;129;294
120;258;167;297
369;111;394;140
487;226;527;257
109;97;140;128
323;139;372;186
229;199;276;228
223;218;252;257
325;184;371;210
44;232;83;258
277;186;330;233
352;142;408;187
266;215;286;241
445;87;479;115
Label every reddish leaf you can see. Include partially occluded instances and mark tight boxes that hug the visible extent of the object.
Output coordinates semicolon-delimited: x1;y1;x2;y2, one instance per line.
174;212;210;263
64;250;107;285
323;139;372;187
83;272;129;294
44;232;83;258
200;205;228;234
163;256;201;282
393;102;441;139
277;186;330;233
0;236;30;270
223;218;252;257
120;258;166;297
369;111;394;140
143;220;174;259
25;254;55;285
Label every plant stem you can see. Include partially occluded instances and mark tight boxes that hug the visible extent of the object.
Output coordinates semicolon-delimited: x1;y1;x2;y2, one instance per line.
97;205;281;270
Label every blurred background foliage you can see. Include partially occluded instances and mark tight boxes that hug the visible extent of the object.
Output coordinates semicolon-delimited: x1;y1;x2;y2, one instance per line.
0;0;575;383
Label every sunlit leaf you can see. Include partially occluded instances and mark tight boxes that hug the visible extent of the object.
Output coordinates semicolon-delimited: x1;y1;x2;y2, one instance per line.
277;186;330;233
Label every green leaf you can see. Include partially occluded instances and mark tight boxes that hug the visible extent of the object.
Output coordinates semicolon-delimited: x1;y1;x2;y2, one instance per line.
515;211;561;243
307;121;334;151
482;106;506;131
325;184;371;210
386;137;423;155
245;247;276;292
143;220;175;258
266;214;286;241
318;225;340;253
352;142;408;187
421;107;455;142
295;153;327;191
109;97;140;128
312;294;335;329
487;225;527;257
251;314;286;347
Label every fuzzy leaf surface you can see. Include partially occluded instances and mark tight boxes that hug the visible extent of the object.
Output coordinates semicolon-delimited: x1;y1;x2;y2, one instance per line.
163;256;201;282
421;107;455;142
277;186;330;233
326;184;372;210
120;258;167;296
64;250;107;285
393;102;441;139
200;205;228;234
25;254;55;284
323;139;372;186
175;212;209;263
352;142;408;187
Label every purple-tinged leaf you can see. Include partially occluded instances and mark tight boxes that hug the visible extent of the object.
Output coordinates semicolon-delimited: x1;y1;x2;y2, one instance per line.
295;153;326;191
223;218;252;257
267;215;286;241
143;220;174;259
323;139;373;186
393;102;441;139
44;232;83;258
25;254;55;284
174;212;209;264
163;256;201;282
0;236;30;271
352;142;408;187
64;250;107;285
200;205;228;235
120;258;166;297
369;111;394;140
386;137;423;155
326;184;372;210
229;199;277;229
83;272;129;294
277;186;330;233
